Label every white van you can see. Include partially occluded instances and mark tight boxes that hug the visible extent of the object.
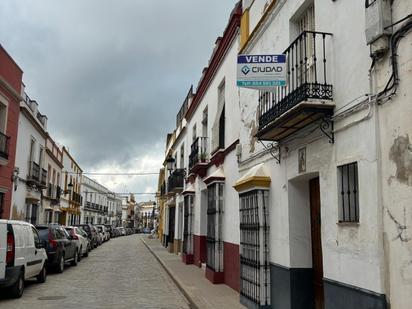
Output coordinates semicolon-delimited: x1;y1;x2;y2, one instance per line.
0;220;48;298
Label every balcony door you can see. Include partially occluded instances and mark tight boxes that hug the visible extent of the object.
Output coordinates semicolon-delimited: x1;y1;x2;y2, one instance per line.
299;5;315;84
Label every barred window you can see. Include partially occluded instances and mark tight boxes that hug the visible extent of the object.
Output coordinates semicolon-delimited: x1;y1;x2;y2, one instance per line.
239;189;270;307
183;194;194;255
338;162;359;222
207;182;224;272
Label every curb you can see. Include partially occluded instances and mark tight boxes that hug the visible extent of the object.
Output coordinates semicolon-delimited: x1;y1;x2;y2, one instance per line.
141;238;199;309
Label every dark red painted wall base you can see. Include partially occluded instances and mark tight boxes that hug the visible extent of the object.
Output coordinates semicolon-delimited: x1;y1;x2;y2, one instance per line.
205;266;225;284
223;241;240;292
182;253;194;265
193;235;206;267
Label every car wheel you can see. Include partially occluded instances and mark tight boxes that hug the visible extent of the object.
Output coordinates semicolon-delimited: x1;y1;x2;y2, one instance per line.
37;264;47;283
10;269;24;298
71;250;78;266
56;254;65;273
77;248;82;262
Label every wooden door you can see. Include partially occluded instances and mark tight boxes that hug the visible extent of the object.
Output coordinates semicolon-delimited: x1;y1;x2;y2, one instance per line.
168;207;175;243
309;177;324;309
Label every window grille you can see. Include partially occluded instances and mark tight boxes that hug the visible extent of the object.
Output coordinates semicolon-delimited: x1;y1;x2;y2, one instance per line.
183;195;194;255
239;190;270;307
207;182;224;272
338;162;359;222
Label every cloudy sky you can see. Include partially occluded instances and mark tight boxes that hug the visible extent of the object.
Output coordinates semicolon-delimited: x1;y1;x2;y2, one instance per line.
0;0;237;201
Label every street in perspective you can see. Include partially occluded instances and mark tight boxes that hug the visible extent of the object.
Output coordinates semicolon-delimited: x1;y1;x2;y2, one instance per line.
0;0;412;308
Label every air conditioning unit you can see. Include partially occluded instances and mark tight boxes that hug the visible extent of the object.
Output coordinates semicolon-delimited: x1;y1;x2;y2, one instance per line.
365;0;391;45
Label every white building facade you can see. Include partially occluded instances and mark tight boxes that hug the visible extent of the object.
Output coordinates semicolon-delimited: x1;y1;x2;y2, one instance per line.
161;3;243;291
81;175;109;225
158;1;412;308
234;0;412;308
11;92;48;225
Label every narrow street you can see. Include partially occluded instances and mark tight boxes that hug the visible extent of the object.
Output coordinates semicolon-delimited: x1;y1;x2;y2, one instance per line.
0;235;190;309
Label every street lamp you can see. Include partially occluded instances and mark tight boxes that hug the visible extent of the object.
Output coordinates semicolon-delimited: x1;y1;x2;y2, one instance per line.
166;155;175;172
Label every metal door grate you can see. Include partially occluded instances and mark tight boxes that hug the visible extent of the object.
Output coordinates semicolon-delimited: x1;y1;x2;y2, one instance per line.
183;195;194;255
207;183;224;272
239;190;270;307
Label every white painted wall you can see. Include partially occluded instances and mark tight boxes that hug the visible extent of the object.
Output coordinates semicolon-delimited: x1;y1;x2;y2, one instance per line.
237;0;390;297
374;1;412;307
11;103;46;223
186;30;241;246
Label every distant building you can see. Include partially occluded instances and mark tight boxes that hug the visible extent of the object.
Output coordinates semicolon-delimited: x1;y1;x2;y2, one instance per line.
136;200;156;229
42;134;63;224
60;147;82;225
0;45;23;219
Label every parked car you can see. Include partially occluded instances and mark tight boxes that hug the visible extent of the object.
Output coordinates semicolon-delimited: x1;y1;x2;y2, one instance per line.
112;228;120;237
0;220;48;298
96;225;110;242
117;227;126;236
64;226;90;258
105;225;114;238
143;227;151;234
36;224;79;273
74;224;98;249
94;226;103;245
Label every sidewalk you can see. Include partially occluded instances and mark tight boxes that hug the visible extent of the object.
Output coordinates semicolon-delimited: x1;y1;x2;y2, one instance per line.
142;237;246;309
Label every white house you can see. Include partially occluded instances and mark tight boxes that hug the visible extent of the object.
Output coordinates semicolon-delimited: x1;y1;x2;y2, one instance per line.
234;0;412;308
11;92;48;224
81;175;109;224
161;2;243;291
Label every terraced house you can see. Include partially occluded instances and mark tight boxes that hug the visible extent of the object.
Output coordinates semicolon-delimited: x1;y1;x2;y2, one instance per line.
42;134;63;223
0;45;22;220
236;0;411;308
60;147;82;225
160;1;243;291
159;0;412;308
12;91;48;225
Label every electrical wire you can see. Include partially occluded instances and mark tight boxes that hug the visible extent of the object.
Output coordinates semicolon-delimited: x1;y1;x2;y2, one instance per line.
65;172;159;176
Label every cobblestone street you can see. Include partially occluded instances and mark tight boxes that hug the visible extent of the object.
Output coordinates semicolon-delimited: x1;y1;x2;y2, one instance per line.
0;235;190;309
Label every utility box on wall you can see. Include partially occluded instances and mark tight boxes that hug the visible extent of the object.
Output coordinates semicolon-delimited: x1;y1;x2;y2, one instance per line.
365;0;392;44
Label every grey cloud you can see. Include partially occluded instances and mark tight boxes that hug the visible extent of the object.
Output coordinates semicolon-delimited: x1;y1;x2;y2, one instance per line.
0;0;238;176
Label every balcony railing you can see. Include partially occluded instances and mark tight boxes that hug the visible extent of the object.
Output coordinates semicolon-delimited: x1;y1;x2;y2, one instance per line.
189;137;208;170
0;132;10;160
40;168;47;187
167;169;185;193
28;161;40;182
47;183;53;197
56;186;61;200
258;31;333;138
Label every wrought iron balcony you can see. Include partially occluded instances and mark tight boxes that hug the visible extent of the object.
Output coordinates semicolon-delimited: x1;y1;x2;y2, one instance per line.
27;161;40;183
257;31;334;142
56;186;61;200
167;169;185;194
0;132;10;161
40;168;47;188
46;183;53;197
189;137;208;172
